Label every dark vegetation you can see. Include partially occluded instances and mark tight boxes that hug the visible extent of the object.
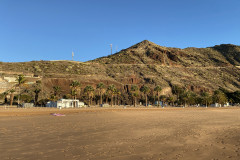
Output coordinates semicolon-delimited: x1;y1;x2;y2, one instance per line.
1;77;239;107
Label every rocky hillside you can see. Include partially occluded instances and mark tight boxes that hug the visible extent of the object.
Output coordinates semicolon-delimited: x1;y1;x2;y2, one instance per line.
92;40;240;67
0;40;240;99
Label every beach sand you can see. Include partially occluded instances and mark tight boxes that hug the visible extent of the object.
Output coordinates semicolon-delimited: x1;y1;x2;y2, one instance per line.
0;107;240;160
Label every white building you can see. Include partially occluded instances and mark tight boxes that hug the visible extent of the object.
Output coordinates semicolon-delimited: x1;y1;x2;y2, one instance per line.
211;103;229;107
211;103;221;107
22;103;34;108
46;99;85;108
154;101;164;107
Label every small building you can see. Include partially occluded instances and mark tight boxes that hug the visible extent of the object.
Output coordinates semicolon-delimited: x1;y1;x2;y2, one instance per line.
211;103;229;107
22;103;34;108
46;99;85;108
211;103;220;107
101;103;110;107
224;102;230;107
154;101;165;107
46;101;57;107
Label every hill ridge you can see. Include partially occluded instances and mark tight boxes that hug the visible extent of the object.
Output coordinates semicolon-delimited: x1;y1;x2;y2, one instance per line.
92;40;240;67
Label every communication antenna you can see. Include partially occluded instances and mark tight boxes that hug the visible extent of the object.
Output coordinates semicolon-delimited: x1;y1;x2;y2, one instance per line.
72;50;74;61
116;45;118;53
110;44;112;55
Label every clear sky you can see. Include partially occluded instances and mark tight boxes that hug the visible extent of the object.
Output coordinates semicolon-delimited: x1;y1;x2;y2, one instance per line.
0;0;240;62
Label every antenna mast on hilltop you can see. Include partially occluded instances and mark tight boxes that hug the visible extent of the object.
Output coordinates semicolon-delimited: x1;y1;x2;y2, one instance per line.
110;44;112;55
72;50;74;61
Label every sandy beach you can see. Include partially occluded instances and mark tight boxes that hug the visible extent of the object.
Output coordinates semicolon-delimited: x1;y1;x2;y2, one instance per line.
0;107;240;160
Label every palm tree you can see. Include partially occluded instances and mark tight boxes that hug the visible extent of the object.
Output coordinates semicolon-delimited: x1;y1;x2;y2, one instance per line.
105;90;109;104
107;84;116;107
53;86;61;99
9;89;15;106
97;82;105;106
116;90;121;105
70;89;77;100
172;85;184;105
131;85;139;107
213;90;227;107
201;92;211;108
187;92;198;106
181;91;191;107
34;88;41;106
154;86;162;107
16;74;26;106
160;95;167;108
34;80;42;105
167;96;175;106
3;91;8;105
84;85;94;106
70;81;81;95
70;81;81;107
140;85;150;107
113;88;121;105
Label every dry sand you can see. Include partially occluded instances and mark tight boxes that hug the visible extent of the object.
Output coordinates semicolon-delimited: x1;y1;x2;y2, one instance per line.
0;107;240;160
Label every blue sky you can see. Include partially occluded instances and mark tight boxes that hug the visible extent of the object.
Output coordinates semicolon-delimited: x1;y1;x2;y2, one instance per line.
0;0;240;62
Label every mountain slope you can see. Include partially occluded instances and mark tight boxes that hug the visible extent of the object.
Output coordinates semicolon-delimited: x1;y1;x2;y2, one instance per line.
92;40;240;67
0;41;240;100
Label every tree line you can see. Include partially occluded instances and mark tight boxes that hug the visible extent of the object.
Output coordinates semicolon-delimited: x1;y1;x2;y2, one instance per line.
1;75;240;107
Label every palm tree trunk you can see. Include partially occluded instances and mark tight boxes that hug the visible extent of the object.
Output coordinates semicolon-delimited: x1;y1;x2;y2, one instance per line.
88;95;90;107
145;95;148;107
100;92;102;105
18;87;20;106
10;94;14;106
154;96;156;106
177;94;179;106
74;95;77;108
115;96;117;105
4;95;7;104
111;95;113;107
157;96;160;107
74;95;76;108
35;94;38;106
134;97;136;107
106;96;108;104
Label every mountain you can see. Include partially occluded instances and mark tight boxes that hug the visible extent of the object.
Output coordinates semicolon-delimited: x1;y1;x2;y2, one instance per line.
0;40;240;104
92;40;240;66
